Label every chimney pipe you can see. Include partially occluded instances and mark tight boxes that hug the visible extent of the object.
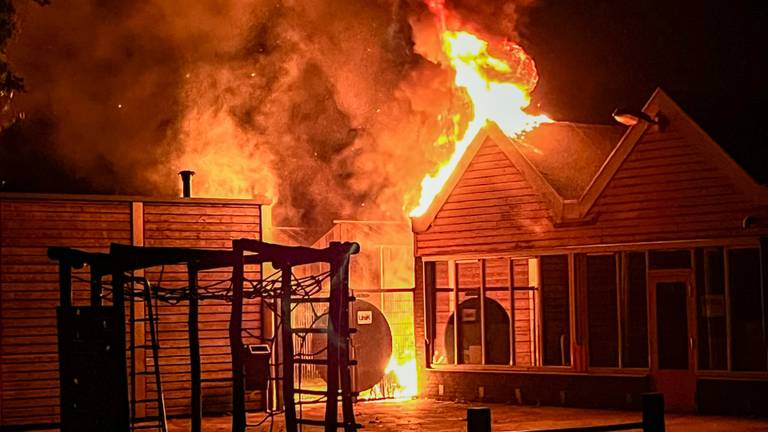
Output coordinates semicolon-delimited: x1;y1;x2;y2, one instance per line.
179;170;195;198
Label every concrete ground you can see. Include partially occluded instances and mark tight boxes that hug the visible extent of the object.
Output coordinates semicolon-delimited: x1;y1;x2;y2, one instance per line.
166;398;768;431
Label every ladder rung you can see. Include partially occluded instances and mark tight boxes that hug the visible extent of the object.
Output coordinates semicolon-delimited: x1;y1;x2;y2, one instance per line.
289;297;330;304
296;418;361;429
294;388;359;397
131;424;162;430
294;358;357;366
294;388;327;396
288;295;356;304
291;327;327;334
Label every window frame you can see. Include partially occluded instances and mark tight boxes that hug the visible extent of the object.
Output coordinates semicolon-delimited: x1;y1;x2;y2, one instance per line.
421;239;768;378
692;245;768;376
582;251;651;374
423;254;574;372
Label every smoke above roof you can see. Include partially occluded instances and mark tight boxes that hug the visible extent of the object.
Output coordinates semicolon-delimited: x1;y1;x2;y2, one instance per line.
2;0;537;230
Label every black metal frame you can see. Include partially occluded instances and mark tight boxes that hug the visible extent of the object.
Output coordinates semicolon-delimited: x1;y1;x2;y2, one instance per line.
51;239;362;432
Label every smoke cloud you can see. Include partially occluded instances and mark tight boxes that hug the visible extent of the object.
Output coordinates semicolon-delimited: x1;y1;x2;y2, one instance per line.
2;0;534;230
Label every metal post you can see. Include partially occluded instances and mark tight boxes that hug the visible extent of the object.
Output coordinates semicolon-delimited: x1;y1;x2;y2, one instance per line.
188;265;202;432
325;256;341;432
90;270;102;306
59;263;72;308
641;392;665;432
337;253;356;432
112;271;132;431
467;407;491;432
230;242;246;432
281;267;297;432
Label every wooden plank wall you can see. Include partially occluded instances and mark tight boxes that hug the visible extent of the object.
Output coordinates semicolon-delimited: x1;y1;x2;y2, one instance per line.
0;199;132;426
415;125;768;257
0;196;264;427
141;202;262;416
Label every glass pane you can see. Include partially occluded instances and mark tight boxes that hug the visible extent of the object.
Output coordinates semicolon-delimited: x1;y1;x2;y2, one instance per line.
649;250;691;269
484;258;512;365
621;252;648;368
434;289;453;365
436;261;450;289
728;248;767;371
656;282;689;370
587;254;618;368
457;261;481;292
541;255;570;366
431;261;451;365
457;262;480;364
512;259;535;366
696;248;727;370
445;290;483;364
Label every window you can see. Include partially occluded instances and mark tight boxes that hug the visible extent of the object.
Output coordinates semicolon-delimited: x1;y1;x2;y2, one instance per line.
728;248;767;371
582;252;648;369
621;252;648;368
695;246;768;372
586;254;618;367
696;248;727;370
425;255;568;367
541;255;570;366
430;261;452;365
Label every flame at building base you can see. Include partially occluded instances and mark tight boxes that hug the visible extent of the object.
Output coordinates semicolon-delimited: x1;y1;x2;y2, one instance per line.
384;356;419;399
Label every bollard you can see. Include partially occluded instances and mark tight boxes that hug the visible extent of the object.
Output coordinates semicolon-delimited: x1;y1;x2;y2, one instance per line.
641;392;665;432
467;407;491;432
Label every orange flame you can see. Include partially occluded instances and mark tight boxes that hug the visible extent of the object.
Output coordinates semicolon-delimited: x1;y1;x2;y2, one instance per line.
409;30;551;217
384;356;418;398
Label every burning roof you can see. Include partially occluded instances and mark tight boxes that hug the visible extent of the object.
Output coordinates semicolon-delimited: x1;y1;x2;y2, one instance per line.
410;88;768;233
509;122;624;199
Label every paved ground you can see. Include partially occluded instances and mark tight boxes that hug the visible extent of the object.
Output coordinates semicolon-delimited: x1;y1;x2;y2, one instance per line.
167;398;768;431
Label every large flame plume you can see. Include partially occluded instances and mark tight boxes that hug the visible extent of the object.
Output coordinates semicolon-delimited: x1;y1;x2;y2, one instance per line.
409;17;551;217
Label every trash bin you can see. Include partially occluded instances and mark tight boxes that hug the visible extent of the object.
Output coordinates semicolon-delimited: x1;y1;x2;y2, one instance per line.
243;344;270;391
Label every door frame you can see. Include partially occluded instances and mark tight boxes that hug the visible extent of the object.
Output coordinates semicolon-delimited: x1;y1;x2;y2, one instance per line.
647;269;697;411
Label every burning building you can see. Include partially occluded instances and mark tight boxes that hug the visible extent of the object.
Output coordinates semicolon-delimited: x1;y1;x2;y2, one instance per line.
1;0;767;429
410;88;768;415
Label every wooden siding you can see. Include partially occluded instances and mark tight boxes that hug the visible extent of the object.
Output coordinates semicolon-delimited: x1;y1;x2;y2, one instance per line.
415;122;768;257
0;199;132;426
141;202;262;416
0;196;263;427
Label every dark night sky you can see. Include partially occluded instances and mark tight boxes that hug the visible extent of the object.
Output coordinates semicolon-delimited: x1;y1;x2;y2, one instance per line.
522;0;768;181
1;0;767;201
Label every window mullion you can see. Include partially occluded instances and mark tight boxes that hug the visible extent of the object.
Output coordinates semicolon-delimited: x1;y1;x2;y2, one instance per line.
480;259;487;365
450;260;459;365
509;259;516;366
616;253;623;369
724;249;732;372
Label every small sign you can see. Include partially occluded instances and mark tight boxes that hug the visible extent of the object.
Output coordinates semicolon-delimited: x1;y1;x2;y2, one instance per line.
357;310;373;325
462;308;477;323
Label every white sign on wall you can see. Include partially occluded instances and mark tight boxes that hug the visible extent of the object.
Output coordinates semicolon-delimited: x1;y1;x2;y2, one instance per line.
357;310;373;325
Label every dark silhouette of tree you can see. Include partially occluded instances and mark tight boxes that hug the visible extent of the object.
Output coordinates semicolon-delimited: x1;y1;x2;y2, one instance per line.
1;0;48;126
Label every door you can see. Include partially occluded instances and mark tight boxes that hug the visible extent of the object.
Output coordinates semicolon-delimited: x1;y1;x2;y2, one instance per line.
648;273;696;411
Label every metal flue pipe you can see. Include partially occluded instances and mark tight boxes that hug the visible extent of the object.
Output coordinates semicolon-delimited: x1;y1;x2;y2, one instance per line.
178;170;195;198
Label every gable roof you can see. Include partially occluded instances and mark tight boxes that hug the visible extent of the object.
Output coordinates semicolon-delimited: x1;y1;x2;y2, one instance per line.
509;122;624;199
411;88;768;233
